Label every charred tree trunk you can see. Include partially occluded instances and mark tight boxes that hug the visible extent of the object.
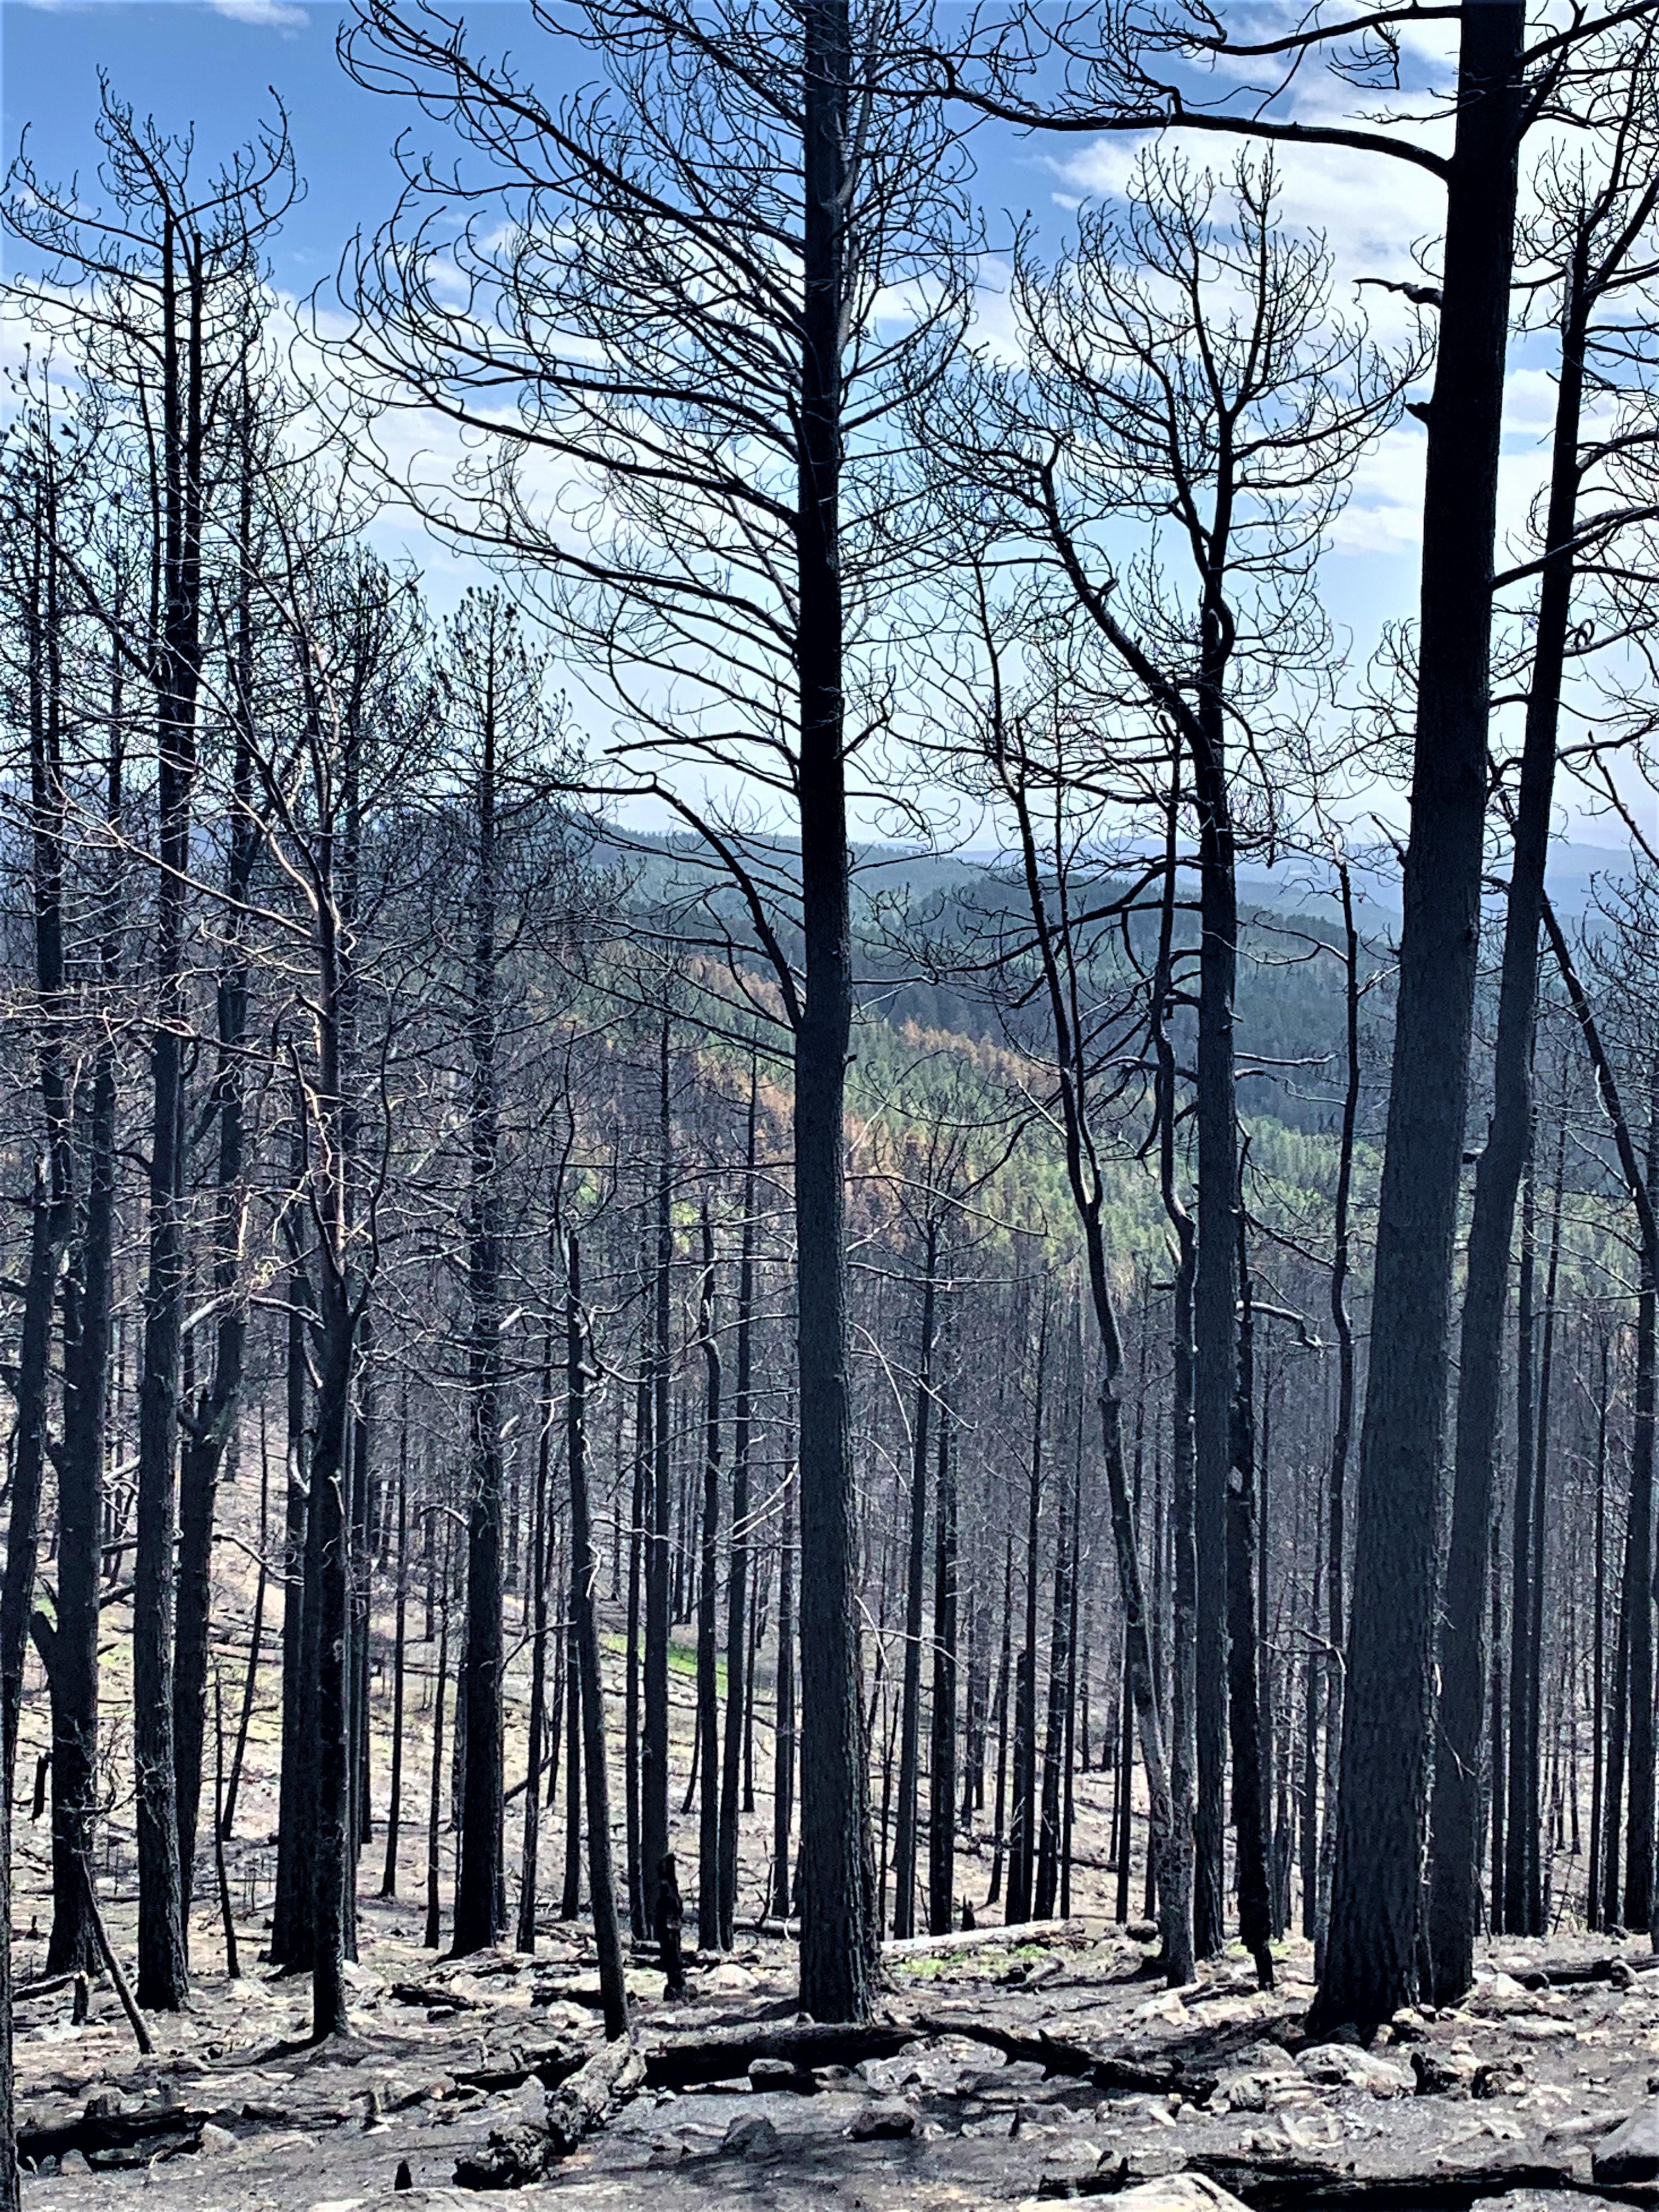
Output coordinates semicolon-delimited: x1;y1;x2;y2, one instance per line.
928;1340;958;1936
566;1237;630;2039
696;1211;723;1953
134;217;208;2017
893;1220;937;1939
455;695;505;1956
642;1023;673;1943
770;1465;797;1923
1318;0;1526;2031
1228;1222;1273;1990
794;0;877;2019
719;1089;757;1949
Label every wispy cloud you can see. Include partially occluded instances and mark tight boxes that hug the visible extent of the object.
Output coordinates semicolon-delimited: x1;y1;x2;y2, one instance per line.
208;0;309;32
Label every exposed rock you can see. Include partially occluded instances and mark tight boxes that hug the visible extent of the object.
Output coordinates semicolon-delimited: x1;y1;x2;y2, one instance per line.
1593;2098;1659;2185
1296;2044;1413;2097
748;2055;816;2094
1063;2174;1251;2212
720;2113;783;2160
1412;2047;1481;2098
848;2098;918;2140
705;1962;757;1995
1472;2059;1528;2100
198;2120;238;2154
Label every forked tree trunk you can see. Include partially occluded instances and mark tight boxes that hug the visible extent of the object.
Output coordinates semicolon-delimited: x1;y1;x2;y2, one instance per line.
1318;0;1526;2030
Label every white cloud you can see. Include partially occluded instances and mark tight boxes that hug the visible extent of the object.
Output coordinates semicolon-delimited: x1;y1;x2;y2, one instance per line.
208;0;309;31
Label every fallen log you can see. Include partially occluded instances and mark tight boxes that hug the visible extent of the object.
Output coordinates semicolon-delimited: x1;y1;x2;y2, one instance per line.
1044;2149;1602;2211
388;1980;480;2012
1511;1951;1659;1990
639;2012;1210;2101
18;2103;206;2173
911;2012;1214;2099
642;2020;917;2089
545;2033;646;2156
884;1917;1087;1962
453;2035;645;2191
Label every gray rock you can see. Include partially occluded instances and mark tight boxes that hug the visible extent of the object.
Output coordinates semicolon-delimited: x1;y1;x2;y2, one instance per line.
748;2056;815;2094
1594;2100;1659;2185
1411;2046;1481;2098
849;2098;918;2141
720;2114;782;2160
198;2122;238;2155
1110;2175;1252;2212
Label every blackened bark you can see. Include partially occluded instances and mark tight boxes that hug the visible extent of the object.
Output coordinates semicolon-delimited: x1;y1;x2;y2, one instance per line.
1191;707;1237;1968
770;1466;797;1922
134;215;207;2016
425;1597;449;1952
516;1292;555;1948
566;1237;630;2039
1317;0;1525;2032
794;0;877;2021
928;1346;958;1936
1504;1140;1538;1936
173;464;259;1921
696;1212;723;1952
719;1089;756;1949
1153;785;1198;1973
989;1532;1012;1906
1036;1360;1070;1921
381;1465;408;1899
642;1026;673;1939
1316;866;1360;1972
1228;1224;1273;1990
1008;1297;1047;1925
455;700;505;1955
1539;906;1659;1930
1629;1090;1658;1933
1589;1332;1611;1928
893;1220;937;1938
221;1429;269;1843
626;1355;649;1939
271;1186;314;1970
1527;1115;1566;1931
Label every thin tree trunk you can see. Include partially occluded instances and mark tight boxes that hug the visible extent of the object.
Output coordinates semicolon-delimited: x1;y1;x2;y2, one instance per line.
1229;1220;1273;1989
696;1210;723;1953
893;1220;937;1938
928;1339;958;1936
642;1022;673;1942
566;1237;630;2039
221;1426;270;1844
719;1089;757;1949
426;1598;450;1952
770;1466;796;1922
381;1464;408;1898
516;1288;555;1949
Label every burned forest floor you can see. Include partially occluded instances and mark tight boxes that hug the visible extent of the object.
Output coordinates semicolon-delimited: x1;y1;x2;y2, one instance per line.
16;1911;1659;2212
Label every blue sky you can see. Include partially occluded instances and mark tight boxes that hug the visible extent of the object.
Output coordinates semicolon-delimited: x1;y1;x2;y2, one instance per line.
2;2;1650;859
